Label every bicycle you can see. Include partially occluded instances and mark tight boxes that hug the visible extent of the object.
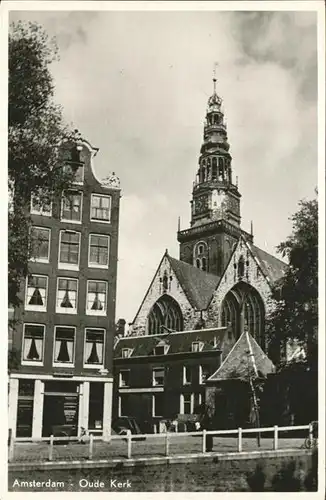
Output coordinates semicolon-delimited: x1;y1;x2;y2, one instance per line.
303;436;318;449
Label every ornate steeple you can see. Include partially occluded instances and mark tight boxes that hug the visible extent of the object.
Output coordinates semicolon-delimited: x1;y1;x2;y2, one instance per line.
178;72;252;277
191;71;241;228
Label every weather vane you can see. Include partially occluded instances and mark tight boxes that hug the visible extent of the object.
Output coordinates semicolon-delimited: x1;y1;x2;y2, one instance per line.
213;62;219;92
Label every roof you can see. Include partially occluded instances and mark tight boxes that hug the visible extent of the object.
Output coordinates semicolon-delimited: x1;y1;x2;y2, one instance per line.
207;331;275;382
167;255;221;310
114;327;227;359
248;243;287;284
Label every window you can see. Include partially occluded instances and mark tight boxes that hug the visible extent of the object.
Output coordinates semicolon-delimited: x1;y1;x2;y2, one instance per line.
63;163;84;184
119;395;130;417
193;241;208;271
183;366;192;385
180;394;193;414
25;275;48;312
153;394;164;417
154;344;169;355
121;348;132;358
199;366;210;384
30;195;52;216
88;234;110;268
84;328;105;367
30;227;51;262
152;367;165;386
58;231;80;269
53;326;75;366
56;278;78;314
192;341;203;353
147;295;183;335
86;280;107;315
91;194;111;222
61;191;83;222
119;370;130;387
22;324;45;365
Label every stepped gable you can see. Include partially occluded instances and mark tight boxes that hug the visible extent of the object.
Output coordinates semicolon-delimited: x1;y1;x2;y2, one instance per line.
207;331;275;382
114;327;227;358
167;255;221;310
248;243;287;284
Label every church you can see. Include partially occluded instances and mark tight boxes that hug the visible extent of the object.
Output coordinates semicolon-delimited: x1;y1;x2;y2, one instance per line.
113;77;288;431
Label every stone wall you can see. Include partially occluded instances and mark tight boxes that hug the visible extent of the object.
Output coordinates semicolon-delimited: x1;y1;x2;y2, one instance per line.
129;255;200;336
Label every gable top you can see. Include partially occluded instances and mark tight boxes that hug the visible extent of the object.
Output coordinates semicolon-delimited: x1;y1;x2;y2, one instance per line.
247;243;287;284
114;327;226;359
207;331;275;382
167;255;221;310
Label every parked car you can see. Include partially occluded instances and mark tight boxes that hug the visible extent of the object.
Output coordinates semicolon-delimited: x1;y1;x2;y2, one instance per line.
111;417;146;440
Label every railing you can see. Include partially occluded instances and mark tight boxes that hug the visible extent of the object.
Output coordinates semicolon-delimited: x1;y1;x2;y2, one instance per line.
8;423;313;464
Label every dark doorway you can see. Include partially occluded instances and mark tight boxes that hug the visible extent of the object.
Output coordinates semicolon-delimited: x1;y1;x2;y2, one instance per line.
42;395;79;437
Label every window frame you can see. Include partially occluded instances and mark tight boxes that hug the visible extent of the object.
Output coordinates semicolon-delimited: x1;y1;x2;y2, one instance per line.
30;226;51;263
183;365;192;385
90;193;112;224
84;327;105;369
30;195;52;217
152;367;165;387
191;341;203;353
24;274;48;312
119;369;131;388
60;190;83;224
56;277;79;315
180;393;194;414
53;325;76;368
21;323;45;366
86;280;108;316
119;395;129;417
58;230;81;271
152;394;164;418
88;233;110;269
121;348;132;359
63;162;84;186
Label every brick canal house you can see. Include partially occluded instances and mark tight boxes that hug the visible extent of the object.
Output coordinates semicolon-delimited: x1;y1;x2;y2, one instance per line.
113;78;287;431
8;134;121;440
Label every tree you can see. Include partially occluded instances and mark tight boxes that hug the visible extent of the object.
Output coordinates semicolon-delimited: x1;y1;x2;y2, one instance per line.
267;196;318;368
8;21;76;307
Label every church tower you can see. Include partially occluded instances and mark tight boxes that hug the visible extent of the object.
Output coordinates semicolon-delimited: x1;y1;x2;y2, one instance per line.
178;74;253;276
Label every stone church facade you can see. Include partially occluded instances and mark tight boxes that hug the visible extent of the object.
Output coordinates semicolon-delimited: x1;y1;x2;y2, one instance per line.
113;78;287;429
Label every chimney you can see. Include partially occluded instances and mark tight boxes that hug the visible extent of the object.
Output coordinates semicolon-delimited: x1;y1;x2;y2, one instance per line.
116;318;126;337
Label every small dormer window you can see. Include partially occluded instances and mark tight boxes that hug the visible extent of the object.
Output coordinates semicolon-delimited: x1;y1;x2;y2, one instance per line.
155;344;169;356
121;348;132;358
192;341;203;353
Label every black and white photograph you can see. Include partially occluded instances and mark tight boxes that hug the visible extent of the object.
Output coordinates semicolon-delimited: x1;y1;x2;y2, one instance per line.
4;0;325;494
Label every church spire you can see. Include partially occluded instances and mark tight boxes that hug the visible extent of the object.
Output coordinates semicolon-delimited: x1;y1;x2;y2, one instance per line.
190;74;241;228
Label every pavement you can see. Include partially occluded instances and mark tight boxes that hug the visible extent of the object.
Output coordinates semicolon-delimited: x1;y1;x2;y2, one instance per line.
10;436;305;463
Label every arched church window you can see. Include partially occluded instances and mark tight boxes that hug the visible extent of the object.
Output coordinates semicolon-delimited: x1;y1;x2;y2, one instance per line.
213;114;218;125
238;256;245;279
221;284;265;347
147;295;183;335
193;241;209;272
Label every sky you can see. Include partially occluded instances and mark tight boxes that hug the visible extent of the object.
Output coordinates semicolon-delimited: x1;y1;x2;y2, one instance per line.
9;7;318;325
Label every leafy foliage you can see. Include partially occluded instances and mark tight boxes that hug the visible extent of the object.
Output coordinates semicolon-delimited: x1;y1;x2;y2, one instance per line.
8;21;75;307
267;196;318;368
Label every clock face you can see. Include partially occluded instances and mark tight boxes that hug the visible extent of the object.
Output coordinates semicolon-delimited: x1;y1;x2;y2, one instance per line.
195;195;208;214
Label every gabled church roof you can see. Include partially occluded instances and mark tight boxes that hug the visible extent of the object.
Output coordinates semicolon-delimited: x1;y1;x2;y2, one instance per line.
167;255;221;310
207;331;275;382
248;243;287;284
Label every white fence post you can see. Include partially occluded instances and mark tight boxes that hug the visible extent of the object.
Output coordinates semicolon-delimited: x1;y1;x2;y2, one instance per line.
127;430;132;459
238;428;242;452
309;422;313;445
8;435;14;463
88;433;94;460
273;426;278;450
165;432;170;457
48;435;54;461
202;429;206;453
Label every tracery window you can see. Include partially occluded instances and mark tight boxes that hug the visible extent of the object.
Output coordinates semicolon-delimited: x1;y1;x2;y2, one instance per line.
147;295;183;335
221;284;265;347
